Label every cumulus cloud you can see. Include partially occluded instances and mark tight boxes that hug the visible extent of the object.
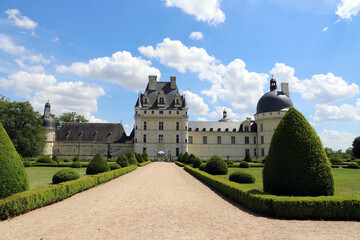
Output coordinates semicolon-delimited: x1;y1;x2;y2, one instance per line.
5;9;38;30
270;63;359;104
56;51;160;91
196;117;208;121
207;106;244;121
88;115;108;123
319;129;356;151
51;36;59;42
0;71;105;117
165;0;225;26
336;0;360;20
189;31;204;40
183;90;209;115
0;34;26;55
311;100;360;123
15;54;51;73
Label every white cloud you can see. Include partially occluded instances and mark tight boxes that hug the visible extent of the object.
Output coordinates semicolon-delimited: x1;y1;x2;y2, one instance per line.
0;34;26;55
189;31;204;40
183;90;209;115
56;51;160;91
15;54;51;73
270;63;359;104
322;26;328;32
88;115;108;123
311;100;360;123
51;36;59;42
165;0;225;26
208;106;244;121
5;9;38;30
319;129;356;151
123;124;133;135
0;71;105;117
196;117;208;121
336;0;360;20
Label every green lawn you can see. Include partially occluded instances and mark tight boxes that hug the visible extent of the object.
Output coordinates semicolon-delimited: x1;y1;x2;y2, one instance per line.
25;167;88;189
217;167;360;195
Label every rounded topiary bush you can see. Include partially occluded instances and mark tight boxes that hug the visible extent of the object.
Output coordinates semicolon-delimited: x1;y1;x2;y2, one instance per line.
116;154;129;167
142;151;149;162
177;152;184;163
128;152;138;165
63;158;70;162
239;161;250;168
86;153;110;175
52;155;60;163
229;171;255;184
109;162;121;170
37;155;53;163
0;122;29;198
192;157;202;168
227;161;234;165
23;160;32;167
73;156;79;162
186;154;196;165
205;155;228;175
71;161;82;168
52;169;80;184
263;108;334;196
244;152;252;162
136;153;144;163
347;162;359;169
199;163;206;171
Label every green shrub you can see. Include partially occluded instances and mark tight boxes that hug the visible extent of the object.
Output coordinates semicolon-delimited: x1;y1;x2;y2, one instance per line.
244;152;252;162
192;157;202;168
116;154;129;167
263;108;334;196
352;137;360;159
86;153;110;175
136;153;144;163
182;152;189;163
239;161;250;168
63;158;70;162
177;153;184;162
229;171;255;184
23;160;32;167
205;155;228;175
142;151;149;162
73;156;79;162
128;152;138;165
227;161;234;165
109;162;121;170
71;161;82;168
52;169;80;184
186;154;196;164
37;155;53;163
139;161;151;167
347;162;359;169
330;156;343;165
199;163;206;171
52;155;60;163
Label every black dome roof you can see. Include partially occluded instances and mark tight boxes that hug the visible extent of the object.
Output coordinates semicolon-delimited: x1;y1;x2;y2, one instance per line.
42;116;55;129
256;78;293;114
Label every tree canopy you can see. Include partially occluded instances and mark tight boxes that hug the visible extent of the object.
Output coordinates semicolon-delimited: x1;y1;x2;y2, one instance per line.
0;96;46;157
352;137;360;159
55;112;88;129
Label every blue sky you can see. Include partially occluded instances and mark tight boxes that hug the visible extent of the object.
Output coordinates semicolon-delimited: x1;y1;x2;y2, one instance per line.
0;0;359;151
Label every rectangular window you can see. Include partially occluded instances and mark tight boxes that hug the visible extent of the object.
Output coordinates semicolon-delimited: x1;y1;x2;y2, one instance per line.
176;135;179;143
177;111;179;114
185;139;187;143
245;136;249;144
176;148;179;157
169;111;171;114
254;148;257;157
189;136;193;144
143;147;146;153
143;134;146;143
253;137;256;144
217;136;222;144
245;126;249;132
261;148;265;157
159;97;164;104
143;122;147;130
245;149;250;155
260;124;263;132
231;136;235;144
261;136;264;144
159;111;164;114
159;122;164;130
144;110;147;114
152;111;154;114
159;134;164;143
203;136;207;144
176;122;179;130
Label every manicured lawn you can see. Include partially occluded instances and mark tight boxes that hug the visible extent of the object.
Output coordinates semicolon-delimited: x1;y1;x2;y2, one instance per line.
216;167;360;195
25;167;87;190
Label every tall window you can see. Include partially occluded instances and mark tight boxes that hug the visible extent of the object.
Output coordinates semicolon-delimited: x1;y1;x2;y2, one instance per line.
143;122;147;130
260;124;263;132
176;122;179;130
143;147;146;152
159;111;164;114
176;135;179;143
245;136;249;144
176;148;179;157
176;99;179;105
261;148;265;157
231;136;235;144
203;136;207;144
159;134;164;143
245;126;249;132
169;111;171;115
143;134;146;143
159;122;164;130
217;136;222;144
189;136;193;144
253;136;256;144
254;148;257;157
159;97;164;104
261;136;264;144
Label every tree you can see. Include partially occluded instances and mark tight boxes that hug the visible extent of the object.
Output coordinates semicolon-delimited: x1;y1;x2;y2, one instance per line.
352;137;360;159
0;96;46;157
263;108;334;196
56;112;88;129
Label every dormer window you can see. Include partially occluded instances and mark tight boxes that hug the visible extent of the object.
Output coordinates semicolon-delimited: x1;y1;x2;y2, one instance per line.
159;97;165;104
176;99;179;105
144;98;148;104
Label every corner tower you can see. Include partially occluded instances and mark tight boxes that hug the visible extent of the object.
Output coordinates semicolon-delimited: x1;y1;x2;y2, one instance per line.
41;100;56;156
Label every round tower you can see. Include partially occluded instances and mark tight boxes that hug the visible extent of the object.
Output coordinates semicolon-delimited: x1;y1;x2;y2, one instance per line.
41;101;56;156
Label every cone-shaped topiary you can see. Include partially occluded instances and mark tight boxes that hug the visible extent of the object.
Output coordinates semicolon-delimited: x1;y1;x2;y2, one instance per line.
192;157;202;168
136;153;144;163
128;152;138;165
86;153;110;175
177;153;184;162
116;154;129;167
182;152;189;163
0;122;29;198
142;151;149;162
244;152;252;162
186;154;196;164
52;155;60;163
263;108;334;196
205;155;228;175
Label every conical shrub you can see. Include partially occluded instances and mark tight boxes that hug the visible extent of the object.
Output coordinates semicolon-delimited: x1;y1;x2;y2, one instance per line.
116;154;129;167
142;151;149;162
128;152;138;165
0;123;29;198
263;108;334;196
86;153;110;175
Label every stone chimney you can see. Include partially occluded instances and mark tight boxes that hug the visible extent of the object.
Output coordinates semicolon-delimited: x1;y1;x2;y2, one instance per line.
148;75;157;90
281;82;290;97
170;76;176;89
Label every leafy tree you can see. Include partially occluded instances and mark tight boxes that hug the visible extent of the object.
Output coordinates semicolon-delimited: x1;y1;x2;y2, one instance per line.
352;137;360;159
0;96;46;157
56;112;88;129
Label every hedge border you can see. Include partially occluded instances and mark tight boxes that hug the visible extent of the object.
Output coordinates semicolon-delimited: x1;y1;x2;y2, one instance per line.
175;161;185;167
183;165;360;220
0;165;137;220
139;161;151;167
31;162;89;168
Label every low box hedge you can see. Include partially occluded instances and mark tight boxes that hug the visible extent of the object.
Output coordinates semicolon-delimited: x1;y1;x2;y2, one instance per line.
31;162;89;168
139;161;151;167
0;165;137;220
183;165;360;220
175;161;185;167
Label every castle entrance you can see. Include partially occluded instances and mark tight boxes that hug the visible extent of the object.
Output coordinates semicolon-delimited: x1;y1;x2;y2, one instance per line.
156;150;165;161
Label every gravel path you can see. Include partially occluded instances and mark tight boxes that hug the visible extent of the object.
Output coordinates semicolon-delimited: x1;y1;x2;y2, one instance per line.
1;162;359;240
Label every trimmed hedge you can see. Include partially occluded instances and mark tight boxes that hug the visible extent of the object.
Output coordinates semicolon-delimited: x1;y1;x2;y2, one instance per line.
86;153;110;175
71;161;82;168
23;160;32;167
128;152;139;165
239;161;250;168
52;155;60;163
37;155;53;163
192;157;202;168
116;154;129;167
229;171;255;184
32;162;89;168
0;165;137;220
347;162;359;169
184;165;360;220
199;163;206;171
139;161;151;167
52;169;80;184
205;155;228;175
108;163;121;170
136;153;144;163
175;161;185;167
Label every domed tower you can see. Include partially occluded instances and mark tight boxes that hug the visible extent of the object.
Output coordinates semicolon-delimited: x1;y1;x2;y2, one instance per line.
254;77;293;159
218;110;232;122
41;100;56;156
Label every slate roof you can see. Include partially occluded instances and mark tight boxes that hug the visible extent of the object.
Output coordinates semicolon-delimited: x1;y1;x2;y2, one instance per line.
56;122;129;143
188;121;257;132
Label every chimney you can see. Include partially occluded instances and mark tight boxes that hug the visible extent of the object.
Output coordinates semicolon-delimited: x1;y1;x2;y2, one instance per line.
148;75;157;90
281;82;290;97
170;76;176;89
